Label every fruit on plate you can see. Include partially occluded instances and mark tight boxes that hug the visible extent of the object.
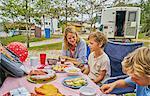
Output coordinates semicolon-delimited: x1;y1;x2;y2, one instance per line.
35;84;63;96
64;77;87;87
68;69;78;73
52;65;68;72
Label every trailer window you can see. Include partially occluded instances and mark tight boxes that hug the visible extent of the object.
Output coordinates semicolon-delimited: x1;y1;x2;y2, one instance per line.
128;12;136;21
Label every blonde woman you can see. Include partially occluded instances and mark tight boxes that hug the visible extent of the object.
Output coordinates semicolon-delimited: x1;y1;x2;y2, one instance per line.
100;47;150;96
60;26;87;66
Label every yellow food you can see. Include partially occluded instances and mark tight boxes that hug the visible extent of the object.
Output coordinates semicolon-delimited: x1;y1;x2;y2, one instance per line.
35;84;63;96
52;65;68;72
68;69;78;73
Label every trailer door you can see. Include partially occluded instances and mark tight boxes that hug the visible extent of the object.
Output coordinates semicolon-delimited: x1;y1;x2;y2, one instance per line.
101;9;116;38
125;11;137;38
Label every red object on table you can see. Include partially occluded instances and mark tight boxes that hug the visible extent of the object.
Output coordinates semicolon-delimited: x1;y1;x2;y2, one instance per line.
40;53;46;65
7;42;28;62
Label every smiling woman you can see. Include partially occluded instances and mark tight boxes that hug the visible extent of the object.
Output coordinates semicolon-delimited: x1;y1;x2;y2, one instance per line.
61;26;87;66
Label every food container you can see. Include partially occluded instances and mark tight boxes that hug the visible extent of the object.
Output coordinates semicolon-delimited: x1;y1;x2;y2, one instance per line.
64;67;81;76
30;56;38;67
47;58;58;65
79;86;96;96
60;58;66;64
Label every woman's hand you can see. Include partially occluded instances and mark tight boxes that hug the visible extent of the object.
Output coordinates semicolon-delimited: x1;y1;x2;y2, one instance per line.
59;56;68;60
59;56;81;66
100;82;116;94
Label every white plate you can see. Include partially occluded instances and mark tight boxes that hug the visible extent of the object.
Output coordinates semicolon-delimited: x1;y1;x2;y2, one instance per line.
79;86;96;96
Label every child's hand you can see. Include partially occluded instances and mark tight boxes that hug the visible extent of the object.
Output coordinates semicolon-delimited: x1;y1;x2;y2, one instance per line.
81;66;85;72
100;83;116;94
82;65;89;74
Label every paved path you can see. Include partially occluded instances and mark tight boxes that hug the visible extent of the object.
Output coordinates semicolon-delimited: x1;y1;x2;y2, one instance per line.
29;35;149;47
29;38;63;47
28;34;149;58
29;34;89;47
28;34;89;58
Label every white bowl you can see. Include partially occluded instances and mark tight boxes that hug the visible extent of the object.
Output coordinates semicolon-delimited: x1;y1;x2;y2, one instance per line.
79;86;96;96
64;67;81;76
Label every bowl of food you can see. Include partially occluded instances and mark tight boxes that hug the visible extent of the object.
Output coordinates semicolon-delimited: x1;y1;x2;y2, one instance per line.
47;58;58;65
64;67;81;76
79;86;96;96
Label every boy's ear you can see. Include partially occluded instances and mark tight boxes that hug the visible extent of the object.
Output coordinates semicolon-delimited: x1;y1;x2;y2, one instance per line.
99;43;102;48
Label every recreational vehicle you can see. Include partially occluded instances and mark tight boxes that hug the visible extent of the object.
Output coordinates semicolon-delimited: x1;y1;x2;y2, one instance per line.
101;7;141;40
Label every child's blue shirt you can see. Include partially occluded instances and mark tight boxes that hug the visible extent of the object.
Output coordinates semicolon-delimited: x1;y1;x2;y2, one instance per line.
125;77;150;96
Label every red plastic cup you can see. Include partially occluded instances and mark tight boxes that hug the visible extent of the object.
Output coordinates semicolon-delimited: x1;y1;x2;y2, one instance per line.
40;53;46;65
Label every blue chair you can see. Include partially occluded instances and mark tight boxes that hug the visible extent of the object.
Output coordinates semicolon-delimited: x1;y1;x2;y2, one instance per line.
86;44;91;60
103;41;143;95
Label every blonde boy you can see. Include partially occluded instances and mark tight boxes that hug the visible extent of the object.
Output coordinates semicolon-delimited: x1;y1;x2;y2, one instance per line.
100;47;150;96
83;32;110;84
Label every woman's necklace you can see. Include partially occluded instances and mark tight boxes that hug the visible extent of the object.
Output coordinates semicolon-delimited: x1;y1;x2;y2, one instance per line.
70;45;76;58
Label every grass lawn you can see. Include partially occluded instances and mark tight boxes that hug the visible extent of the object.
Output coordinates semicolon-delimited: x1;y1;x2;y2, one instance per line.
0;34;63;46
138;32;149;39
0;35;26;45
142;42;149;46
28;42;62;51
125;93;135;96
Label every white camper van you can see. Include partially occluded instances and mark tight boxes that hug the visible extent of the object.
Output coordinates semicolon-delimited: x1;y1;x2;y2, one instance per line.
101;7;141;40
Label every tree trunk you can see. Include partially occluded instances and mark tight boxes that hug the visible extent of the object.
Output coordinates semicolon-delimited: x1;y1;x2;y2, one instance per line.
90;1;94;33
25;0;30;48
65;0;68;26
26;19;30;48
43;15;45;36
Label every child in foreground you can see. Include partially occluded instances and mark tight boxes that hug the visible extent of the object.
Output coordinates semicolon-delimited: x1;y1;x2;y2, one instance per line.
100;47;150;96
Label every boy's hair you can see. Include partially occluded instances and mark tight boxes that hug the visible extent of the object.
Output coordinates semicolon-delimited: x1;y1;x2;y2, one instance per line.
88;32;107;48
63;26;80;50
122;47;150;77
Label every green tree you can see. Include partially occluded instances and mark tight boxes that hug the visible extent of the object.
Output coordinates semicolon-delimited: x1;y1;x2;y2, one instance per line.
0;0;37;47
140;0;150;36
77;0;105;32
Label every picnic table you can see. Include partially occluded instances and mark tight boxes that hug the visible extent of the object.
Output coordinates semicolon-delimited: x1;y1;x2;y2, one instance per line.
0;61;115;96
